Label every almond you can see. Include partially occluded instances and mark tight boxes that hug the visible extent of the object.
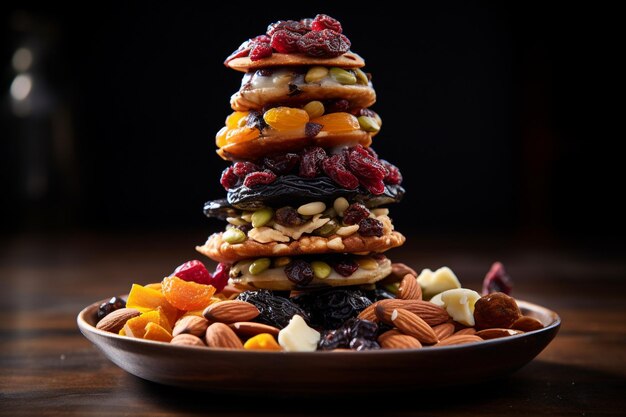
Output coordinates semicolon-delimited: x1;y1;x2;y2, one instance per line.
510;316;544;332
205;322;244;349
357;303;377;321
435;334;482;347
454;327;477;336
378;330;422;349
203;300;260;324
95;308;140;333
172;316;209;337
476;328;524;340
391;263;417;281
398;274;422;300
229;321;280;337
171;333;205;347
374;299;450;326
390;308;438;344
432;322;455;340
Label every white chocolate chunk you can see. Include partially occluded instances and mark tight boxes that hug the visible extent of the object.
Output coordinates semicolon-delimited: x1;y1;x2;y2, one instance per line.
248;227;290;243
439;288;481;327
429;292;444;307
273;214;329;240
278;315;320;352
417;266;462;299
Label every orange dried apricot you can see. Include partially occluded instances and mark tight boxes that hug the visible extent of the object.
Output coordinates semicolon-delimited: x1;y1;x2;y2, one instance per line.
143;322;173;343
311;112;359;132
225;126;259;144
123;310;161;338
161;275;217;311
126;284;178;326
225;111;249;129
216;126;229;147
243;333;282;351
145;282;162;291
263;107;309;131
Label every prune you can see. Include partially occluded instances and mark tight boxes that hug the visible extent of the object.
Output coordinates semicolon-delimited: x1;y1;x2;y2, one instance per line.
349;337;380;351
292;287;372;329
299;146;326;178
97;296;126;320
284;260;314;287
343;203;370;225
263;153;300;175
364;287;396;302
318;329;347;350
358;217;384;237
274;206;305;227
237;289;309;329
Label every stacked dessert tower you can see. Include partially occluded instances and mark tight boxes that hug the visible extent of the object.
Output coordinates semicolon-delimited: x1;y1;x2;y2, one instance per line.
196;14;407;343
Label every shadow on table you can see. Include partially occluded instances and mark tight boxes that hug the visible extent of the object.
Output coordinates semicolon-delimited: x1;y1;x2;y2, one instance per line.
134;360;626;416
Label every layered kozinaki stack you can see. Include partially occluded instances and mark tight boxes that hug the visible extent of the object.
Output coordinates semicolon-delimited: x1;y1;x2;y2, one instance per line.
196;14;406;293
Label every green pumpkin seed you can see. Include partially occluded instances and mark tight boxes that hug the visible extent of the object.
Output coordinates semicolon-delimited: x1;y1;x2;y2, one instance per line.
223;228;246;244
251;207;274;228
354;68;369;85
313;219;338;237
249;258;271;275
305;66;329;83
357;116;380;133
303;101;325;119
329;67;357;85
311;261;332;279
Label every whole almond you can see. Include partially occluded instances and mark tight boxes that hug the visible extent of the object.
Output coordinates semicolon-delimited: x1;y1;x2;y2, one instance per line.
96;308;140;333
228;322;280;337
454;327;477;336
171;333;206;347
476;328;524;340
205;322;244;349
379;333;423;349
391;263;417;281
435;334;482;347
390;308;438;344
398;274;422;300
374;299;449;326
203;300;259;324
173;316;209;337
510;316;544;332
432;322;455;340
357;303;377;321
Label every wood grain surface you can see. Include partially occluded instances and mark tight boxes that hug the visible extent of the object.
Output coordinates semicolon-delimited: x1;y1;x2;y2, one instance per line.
1;233;625;416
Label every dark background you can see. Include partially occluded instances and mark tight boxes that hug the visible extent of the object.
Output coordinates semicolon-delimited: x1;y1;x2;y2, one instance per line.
1;3;622;248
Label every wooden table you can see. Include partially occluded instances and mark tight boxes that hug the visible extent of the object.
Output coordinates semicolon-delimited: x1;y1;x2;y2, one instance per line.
2;232;625;416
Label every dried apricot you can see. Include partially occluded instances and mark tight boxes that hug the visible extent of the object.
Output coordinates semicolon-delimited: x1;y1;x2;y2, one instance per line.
225;126;260;144
263;107;309;131
243;333;282;351
311;112;359;132
161;276;217;311
215;126;229;147
123;310;161;338
143;322;173;342
225;111;249;129
126;284;178;326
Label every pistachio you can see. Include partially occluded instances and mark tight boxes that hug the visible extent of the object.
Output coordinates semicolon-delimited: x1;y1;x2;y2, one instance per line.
311;261;332;279
313;219;339;237
305;66;329;83
329;67;357;85
303;101;325;119
223;228;246;244
297;201;326;216
251;207;274;228
249;258;271;275
274;257;292;268
358;116;380;133
333;197;349;217
354;68;369;85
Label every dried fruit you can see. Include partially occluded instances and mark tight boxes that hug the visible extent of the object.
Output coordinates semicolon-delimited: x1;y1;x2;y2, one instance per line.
358;218;384;237
245;110;268;131
343;203;370;225
285;259;314;286
220;166;239;190
233;162;260;178
270;30;302;53
482;261;513;295
126;284;178;326
210;262;230;293
381;160;402;184
171;260;212;285
237;289;310;329
263;107;309;131
305;122;323;137
331;257;359;277
267;20;308;36
225;111;249;129
311;14;342;33
161;276;217;311
97;296;126;320
325;99;349;113
249;42;272;61
244;333;282;351
293;288;372;330
303;101;325;119
225;126;260;144
274;206;305;227
312;113;359;133
243;170;277;187
473;292;522;330
263;153;300;174
322;155;359;189
297;29;351;58
299;146;326;177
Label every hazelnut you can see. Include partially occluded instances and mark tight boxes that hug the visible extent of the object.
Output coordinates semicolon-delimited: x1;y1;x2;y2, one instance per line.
473;292;522;330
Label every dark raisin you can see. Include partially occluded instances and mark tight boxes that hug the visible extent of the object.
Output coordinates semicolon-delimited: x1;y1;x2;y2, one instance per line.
342;203;370;225
284;259;314;287
292;287;372;329
482;262;513;296
97;296;126;320
325;99;350;113
297;29;351;58
311;14;342;33
233;162;260;178
235;223;252;234
345;318;378;339
257;68;273;77
287;83;302;96
220;166;239;190
322;154;359;189
267;20;309;37
331;258;359;277
246;110;268;131
274;206;305;227
381;160;403;185
358;218;384;237
237;289;310;329
263;153;300;175
243;170;276;187
249;42;273;61
305;122;323;137
299;146;326;178
359;108;377;118
318;329;348;350
349;337;380;351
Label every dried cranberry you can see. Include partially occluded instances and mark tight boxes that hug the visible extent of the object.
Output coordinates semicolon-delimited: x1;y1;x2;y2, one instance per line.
249;42;272;61
263;153;300;175
297;29;351;58
325;99;350;113
172;260;212;285
358;218;384;237
270;30;302;53
220;166;239;190
482;262;513;296
210;263;230;293
343;203;370;225
381;160;403;185
305;122;323;137
267;20;309;36
299;146;326;178
300;18;313;30
225;40;252;62
311;14;343;33
252;34;271;44
233;162;260;178
243;170;276;187
332;258;359;277
274;206;305;227
322;155;359;189
358;176;386;195
285;260;314;286
348;146;388;180
246;110;268;131
364;146;378;159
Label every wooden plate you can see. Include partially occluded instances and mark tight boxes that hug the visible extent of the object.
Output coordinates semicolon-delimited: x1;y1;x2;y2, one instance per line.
77;297;560;394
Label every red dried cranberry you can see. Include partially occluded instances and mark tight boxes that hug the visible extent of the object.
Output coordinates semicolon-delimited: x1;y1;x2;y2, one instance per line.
253;34;271;44
332;258;359;277
365;146;378;159
220;166;239;190
263;153;300;175
323;155;359;189
358;218;384;237
380;160;403;185
299;146;326;178
285;260;314;286
297;29;351;58
274;206;305;227
210;262;230;293
243;170;277;187
347;146;388;181
233;161;260;178
325;99;350;113
343;203;370;225
482;262;513;296
311;14;343;33
300;18;313;30
358;176;386;195
267;20;309;36
250;42;273;61
305;122;323;137
225;40;252;62
271;30;302;53
172;260;212;285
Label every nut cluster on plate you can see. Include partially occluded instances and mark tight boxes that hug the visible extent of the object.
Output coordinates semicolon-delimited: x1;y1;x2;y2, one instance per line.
93;15;544;351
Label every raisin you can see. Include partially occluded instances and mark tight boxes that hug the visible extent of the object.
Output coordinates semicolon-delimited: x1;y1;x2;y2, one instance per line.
267;20;309;36
349;337;380;351
358;176;386;195
482;262;513;296
299;146;326;178
297;29;351;58
325;99;350;113
344;318;378;340
246;110;268;131
97;297;126;320
305;122;323;137
381;160;403;185
243;170;276;188
311;14;343;33
359;108;378;118
220;166;239;190
342;203;370;225
233;162;260;178
274;206;305;227
358;218;384;237
332;257;359;277
318;329;348;350
249;42;272;61
292;288;372;329
322;155;359;189
237;289;310;329
234;223;252;234
263;153;300;175
270;30;302;53
347;146;388;180
287;83;302;96
284;259;314;287
257;68;273;77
